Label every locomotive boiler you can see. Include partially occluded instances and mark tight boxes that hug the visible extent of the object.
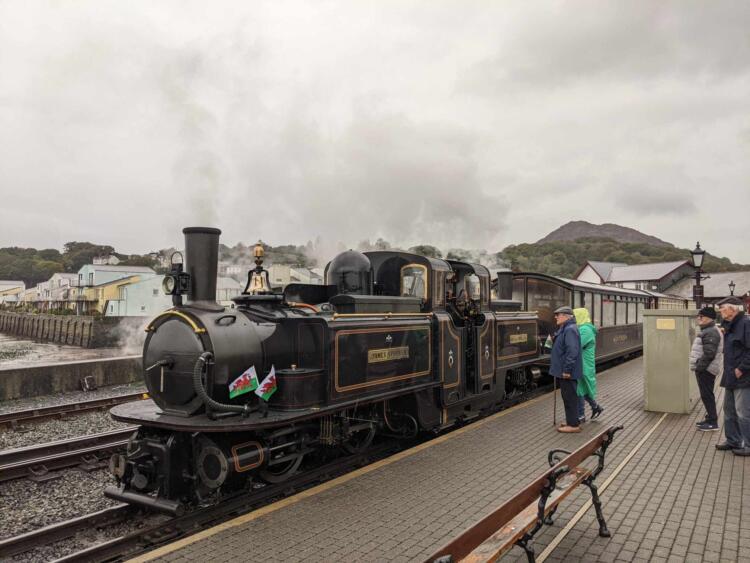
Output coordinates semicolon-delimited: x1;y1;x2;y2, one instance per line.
106;227;542;515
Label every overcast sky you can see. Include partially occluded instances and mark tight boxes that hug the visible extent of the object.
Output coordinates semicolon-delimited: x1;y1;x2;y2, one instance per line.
1;1;749;263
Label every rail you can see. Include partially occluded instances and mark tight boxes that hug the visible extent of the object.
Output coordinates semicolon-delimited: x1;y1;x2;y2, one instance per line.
0;427;136;483
0;392;148;429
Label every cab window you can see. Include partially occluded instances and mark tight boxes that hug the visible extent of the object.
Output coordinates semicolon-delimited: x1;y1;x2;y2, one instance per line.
465;274;481;301
401;264;428;299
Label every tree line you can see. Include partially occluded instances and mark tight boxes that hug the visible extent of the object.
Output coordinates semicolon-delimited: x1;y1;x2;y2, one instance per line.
2;236;746;289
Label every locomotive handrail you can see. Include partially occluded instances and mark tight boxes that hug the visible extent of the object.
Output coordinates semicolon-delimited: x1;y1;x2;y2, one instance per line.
144;310;206;334
331;312;433;320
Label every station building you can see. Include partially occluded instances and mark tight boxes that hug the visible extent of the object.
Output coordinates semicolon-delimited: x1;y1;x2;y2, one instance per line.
574;260;693;292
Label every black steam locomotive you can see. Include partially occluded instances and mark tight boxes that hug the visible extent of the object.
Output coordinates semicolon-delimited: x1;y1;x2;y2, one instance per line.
106;227;542;515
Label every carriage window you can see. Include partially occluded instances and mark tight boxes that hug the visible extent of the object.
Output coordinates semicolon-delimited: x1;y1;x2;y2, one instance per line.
585;292;594;323
574;291;584;308
401;264;428;299
616;301;627;325
637;302;645;323
594;293;602;327
627;302;636;324
602;298;615;326
512;278;525;305
465;274;481;301
527;278;572;331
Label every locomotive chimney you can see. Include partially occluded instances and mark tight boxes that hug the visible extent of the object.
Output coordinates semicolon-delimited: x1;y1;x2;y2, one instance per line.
183;227;222;309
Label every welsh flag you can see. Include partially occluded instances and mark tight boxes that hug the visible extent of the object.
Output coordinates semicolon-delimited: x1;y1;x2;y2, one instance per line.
255;365;278;401
229;366;259;399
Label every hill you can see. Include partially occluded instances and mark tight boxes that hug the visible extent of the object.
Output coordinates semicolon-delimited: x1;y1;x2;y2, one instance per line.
537;221;673;248
498;237;746;279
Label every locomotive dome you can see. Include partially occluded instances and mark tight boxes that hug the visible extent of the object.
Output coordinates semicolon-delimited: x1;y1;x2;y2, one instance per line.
325;250;372;295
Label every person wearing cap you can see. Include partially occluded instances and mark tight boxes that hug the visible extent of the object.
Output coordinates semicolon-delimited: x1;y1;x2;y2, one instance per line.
689;306;723;431
715;296;750;456
550;306;583;433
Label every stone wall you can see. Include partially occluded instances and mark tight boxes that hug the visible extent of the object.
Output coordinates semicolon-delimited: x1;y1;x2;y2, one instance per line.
0;312;132;348
0;356;142;400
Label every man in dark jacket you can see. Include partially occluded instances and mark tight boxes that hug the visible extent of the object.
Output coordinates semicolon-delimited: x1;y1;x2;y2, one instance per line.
689;306;722;431
550;306;583;433
715;297;750;456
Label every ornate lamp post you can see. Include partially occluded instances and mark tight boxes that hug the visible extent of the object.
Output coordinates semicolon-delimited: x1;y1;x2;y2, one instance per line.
729;280;736;296
690;242;706;308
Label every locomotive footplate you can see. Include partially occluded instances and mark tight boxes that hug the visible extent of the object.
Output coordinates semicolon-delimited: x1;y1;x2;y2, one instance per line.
110;382;440;433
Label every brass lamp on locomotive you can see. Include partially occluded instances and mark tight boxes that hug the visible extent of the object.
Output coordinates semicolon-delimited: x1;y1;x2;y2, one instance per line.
106;227;541;515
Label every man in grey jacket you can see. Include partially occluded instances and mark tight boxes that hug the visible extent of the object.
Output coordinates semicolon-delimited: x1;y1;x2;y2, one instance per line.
689;306;722;431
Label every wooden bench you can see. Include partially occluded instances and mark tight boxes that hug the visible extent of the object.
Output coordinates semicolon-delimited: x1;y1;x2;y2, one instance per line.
427;425;624;563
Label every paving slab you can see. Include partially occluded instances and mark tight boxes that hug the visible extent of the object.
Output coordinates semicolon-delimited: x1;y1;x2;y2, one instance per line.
129;357;749;562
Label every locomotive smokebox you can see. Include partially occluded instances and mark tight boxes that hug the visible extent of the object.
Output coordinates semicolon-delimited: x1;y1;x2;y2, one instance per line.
183;227;221;309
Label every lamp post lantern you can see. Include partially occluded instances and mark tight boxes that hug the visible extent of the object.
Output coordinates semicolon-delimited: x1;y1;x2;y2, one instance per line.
691;242;706;308
729;280;736;296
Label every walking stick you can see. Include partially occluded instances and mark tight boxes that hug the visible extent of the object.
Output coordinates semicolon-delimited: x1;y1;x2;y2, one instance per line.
553;376;557;427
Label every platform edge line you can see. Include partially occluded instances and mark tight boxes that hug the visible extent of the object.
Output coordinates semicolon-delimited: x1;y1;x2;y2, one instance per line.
537;411;669;563
127;393;550;562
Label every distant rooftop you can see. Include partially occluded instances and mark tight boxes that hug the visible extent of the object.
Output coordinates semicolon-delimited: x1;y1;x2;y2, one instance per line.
586;261;627;281
607;260;689;282
667;270;750;299
80;265;156;273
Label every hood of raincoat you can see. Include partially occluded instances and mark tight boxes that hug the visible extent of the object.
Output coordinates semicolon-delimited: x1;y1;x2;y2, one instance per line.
573;308;597;334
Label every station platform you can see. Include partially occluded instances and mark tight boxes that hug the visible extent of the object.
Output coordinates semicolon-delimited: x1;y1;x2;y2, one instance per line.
130;358;749;563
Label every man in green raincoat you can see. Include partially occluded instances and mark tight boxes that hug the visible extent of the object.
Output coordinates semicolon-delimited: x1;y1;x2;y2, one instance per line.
574;308;604;422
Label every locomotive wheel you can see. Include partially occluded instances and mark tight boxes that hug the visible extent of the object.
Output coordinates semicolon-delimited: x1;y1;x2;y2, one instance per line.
258;427;309;484
342;422;376;454
259;453;305;483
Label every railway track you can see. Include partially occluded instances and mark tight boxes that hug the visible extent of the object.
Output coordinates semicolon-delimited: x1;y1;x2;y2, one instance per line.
0;392;148;429
2;442;405;562
0;504;134;559
0;427;136;483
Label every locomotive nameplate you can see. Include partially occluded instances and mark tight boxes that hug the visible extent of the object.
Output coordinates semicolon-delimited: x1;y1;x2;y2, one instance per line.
334;325;431;393
368;346;410;364
509;333;528;344
496;320;538;365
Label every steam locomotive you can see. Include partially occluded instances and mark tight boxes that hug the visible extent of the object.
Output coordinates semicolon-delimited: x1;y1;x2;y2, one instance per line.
106;227;543;515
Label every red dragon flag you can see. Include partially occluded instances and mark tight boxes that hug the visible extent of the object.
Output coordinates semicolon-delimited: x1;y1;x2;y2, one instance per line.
255;365;278;402
228;366;259;399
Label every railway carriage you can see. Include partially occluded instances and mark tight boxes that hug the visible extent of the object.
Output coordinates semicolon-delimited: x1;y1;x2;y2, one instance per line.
504;273;691;362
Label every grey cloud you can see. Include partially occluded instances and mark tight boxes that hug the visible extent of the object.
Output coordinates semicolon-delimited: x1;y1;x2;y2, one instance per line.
614;184;697;217
464;1;750;91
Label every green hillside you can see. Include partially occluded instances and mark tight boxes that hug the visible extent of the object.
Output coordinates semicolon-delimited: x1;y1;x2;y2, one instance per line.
497;237;746;278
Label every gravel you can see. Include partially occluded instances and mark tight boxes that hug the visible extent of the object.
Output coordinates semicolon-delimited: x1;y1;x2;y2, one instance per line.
0;470;119;541
0;381;146;415
2;469;169;563
0;410;135;450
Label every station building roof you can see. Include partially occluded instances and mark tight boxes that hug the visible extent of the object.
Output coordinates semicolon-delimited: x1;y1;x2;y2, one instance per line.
667;270;750;299
606;260;689;282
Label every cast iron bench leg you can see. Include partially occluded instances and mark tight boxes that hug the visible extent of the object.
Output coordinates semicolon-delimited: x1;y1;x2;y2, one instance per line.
584;476;610;537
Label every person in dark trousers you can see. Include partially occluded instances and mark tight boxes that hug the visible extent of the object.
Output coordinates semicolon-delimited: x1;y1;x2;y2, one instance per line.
715;296;750;456
550;306;583;433
689;306;723;431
